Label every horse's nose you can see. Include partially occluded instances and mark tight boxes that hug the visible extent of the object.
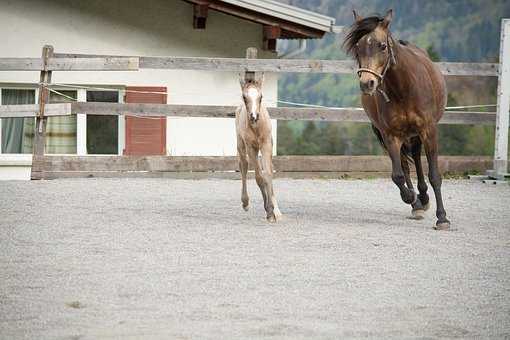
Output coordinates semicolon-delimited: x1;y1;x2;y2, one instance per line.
360;79;376;94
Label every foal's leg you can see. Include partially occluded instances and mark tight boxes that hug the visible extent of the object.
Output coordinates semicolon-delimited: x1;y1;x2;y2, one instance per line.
247;146;274;221
422;128;450;230
260;142;281;221
401;155;425;219
411;139;430;211
385;136;417;205
237;138;249;211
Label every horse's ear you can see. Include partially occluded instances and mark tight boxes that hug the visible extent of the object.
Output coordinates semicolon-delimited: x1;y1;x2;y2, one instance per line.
255;72;264;87
239;73;246;87
353;9;363;23
381;9;393;29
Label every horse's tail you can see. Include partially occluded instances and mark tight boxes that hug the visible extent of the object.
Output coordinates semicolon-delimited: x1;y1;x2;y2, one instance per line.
371;124;421;163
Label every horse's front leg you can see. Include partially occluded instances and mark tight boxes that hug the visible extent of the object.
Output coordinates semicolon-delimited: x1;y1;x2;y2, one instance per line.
260;142;282;221
422;128;450;230
247;146;273;221
401;155;424;219
385;137;417;205
237;137;249;211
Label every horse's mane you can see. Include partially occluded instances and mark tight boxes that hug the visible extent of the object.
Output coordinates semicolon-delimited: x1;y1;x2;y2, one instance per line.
343;15;385;56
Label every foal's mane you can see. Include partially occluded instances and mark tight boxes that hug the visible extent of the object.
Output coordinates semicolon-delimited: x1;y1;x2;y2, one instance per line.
343;15;385;56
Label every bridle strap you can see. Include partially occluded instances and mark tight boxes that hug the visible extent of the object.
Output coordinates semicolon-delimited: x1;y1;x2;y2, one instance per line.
356;34;397;103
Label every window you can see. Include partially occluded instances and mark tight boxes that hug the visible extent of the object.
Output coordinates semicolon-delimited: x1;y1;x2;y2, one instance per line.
1;89;36;154
86;91;119;154
0;86;122;157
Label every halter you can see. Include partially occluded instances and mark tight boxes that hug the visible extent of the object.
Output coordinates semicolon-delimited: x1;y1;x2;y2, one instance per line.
356;34;397;103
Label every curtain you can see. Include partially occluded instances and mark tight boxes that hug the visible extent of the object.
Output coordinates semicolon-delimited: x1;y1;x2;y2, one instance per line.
45;91;77;154
1;89;35;153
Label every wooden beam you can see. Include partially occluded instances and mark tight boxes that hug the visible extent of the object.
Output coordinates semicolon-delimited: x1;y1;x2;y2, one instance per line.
37;155;495;175
69;102;496;125
0;58;42;71
138;57;498;76
0;103;71;118
0;55;499;76
32;45;53;180
193;3;209;29
47;57;139;71
0;101;495;125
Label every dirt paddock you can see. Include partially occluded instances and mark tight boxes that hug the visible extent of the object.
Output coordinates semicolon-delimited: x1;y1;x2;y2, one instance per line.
1;178;509;339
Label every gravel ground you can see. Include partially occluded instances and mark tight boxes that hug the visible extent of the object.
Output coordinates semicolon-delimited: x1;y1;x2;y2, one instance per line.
1;178;509;339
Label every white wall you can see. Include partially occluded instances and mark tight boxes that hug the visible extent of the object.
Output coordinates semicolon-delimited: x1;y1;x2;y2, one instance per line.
0;0;278;158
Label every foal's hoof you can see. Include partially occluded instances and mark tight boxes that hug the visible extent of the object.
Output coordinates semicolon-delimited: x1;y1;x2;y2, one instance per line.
273;207;283;220
267;214;277;223
410;209;425;220
422;202;430;211
242;204;249;212
434;221;451;230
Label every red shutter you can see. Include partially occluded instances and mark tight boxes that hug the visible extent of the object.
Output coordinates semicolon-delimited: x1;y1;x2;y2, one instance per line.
124;86;166;155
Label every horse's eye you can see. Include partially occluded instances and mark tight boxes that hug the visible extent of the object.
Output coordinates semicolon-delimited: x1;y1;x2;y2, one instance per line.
380;43;387;51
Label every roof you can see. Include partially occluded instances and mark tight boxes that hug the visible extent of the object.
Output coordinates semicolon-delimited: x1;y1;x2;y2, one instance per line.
183;0;336;39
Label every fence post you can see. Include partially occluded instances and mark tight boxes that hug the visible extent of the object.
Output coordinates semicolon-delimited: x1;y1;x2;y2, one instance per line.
488;19;510;180
31;45;53;180
245;47;258;82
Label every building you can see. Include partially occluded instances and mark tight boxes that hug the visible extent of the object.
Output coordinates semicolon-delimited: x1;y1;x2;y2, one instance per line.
0;0;335;180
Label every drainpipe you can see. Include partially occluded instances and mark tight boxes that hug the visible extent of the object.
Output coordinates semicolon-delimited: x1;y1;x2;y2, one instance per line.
280;39;307;59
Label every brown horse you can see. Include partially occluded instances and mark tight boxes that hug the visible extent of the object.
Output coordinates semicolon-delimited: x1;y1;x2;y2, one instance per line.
343;9;450;230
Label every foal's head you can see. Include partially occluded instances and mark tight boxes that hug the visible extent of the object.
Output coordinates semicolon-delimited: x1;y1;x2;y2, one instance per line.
239;74;264;123
343;10;395;96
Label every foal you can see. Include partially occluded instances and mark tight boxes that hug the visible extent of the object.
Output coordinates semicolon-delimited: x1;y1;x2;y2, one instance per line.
344;10;450;230
235;74;282;222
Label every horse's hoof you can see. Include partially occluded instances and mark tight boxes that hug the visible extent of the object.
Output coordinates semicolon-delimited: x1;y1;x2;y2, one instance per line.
242;204;249;212
434;221;451;230
422;202;430;211
267;214;277;223
410;209;425;220
402;190;417;205
273;207;283;221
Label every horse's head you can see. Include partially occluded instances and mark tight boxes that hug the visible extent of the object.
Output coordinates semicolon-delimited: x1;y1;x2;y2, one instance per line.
239;73;264;123
344;9;395;96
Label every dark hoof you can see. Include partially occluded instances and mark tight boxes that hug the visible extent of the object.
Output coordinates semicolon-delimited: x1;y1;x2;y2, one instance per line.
401;190;417;205
434;220;451;230
422;202;430;211
409;209;425;220
418;193;430;208
242;203;249;211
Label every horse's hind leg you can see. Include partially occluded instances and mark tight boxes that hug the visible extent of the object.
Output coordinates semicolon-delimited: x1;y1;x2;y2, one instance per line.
401;155;425;220
411;138;430;211
422;128;450;230
386;136;417;206
237;138;249;211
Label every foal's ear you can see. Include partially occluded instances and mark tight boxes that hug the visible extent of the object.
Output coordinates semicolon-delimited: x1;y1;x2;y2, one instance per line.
381;9;393;29
255;72;264;87
353;9;363;23
238;73;246;87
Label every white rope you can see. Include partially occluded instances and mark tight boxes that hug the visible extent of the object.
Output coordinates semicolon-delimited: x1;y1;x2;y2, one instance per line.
39;82;498;112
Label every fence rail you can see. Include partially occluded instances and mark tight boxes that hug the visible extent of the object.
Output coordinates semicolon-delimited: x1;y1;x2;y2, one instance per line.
0;102;496;125
36;155;499;180
0;55;499;76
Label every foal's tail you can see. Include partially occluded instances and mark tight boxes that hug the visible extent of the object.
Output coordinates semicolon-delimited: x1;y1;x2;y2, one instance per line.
371;124;421;163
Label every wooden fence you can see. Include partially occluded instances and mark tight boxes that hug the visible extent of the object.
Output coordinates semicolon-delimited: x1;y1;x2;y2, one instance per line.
0;42;506;179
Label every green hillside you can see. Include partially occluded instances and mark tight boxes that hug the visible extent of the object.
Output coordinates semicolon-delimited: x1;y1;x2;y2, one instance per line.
276;0;510;156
